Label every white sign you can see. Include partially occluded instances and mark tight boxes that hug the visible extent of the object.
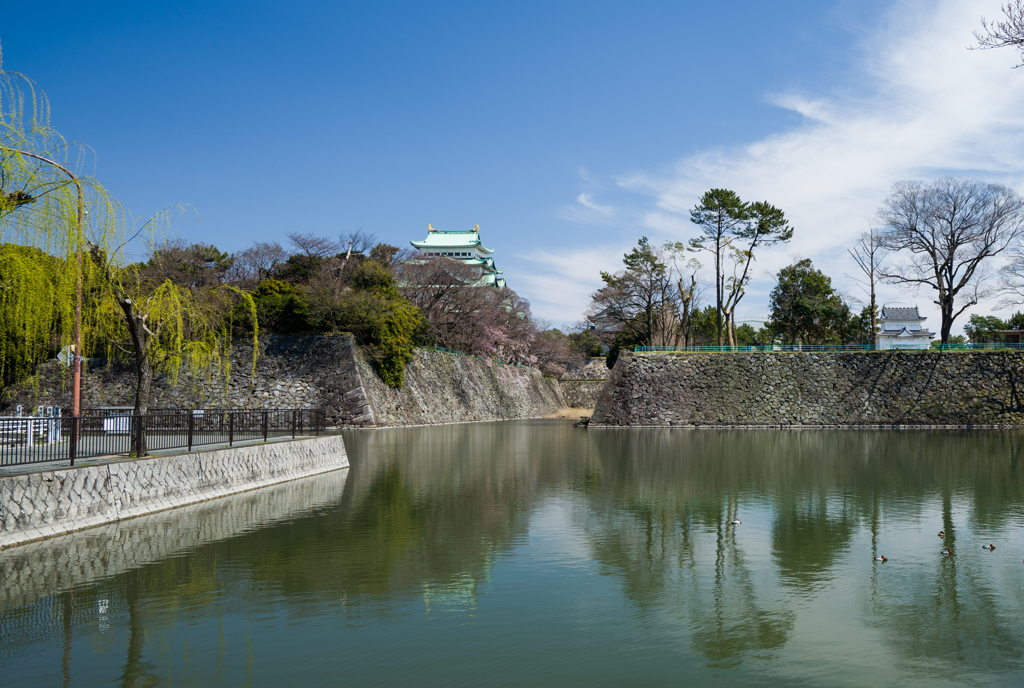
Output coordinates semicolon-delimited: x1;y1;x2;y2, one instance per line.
57;346;73;367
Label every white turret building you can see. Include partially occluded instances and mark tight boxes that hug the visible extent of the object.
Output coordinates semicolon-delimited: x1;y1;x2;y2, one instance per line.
875;306;935;350
410;224;506;288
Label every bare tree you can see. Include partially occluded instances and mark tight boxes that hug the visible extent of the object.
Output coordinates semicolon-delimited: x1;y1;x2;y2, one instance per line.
396;256;485;350
286;231;342;259
330;229;379;278
587;238;684;348
974;1;1024;67
847;228;888;337
228;241;287;284
339;229;377;257
674;257;704;347
998;248;1024;305
876;178;1024;343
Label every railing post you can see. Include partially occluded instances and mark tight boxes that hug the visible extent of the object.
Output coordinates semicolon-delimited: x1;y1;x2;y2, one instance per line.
262;411;268;442
69;416;79;467
187;412;195;453
292;409;297;439
133;414;146;458
228;412;234;447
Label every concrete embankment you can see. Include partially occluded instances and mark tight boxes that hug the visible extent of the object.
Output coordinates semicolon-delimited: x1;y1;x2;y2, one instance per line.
592;350;1024;427
6;334;564;427
0;468;348;610
0;435;348;550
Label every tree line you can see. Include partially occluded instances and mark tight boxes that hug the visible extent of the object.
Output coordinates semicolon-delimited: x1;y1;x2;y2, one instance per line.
0;54;598;440
587;177;1024;359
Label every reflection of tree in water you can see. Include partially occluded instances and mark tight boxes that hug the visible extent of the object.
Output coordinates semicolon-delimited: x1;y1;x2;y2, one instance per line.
574;430;799;665
867;485;1024;676
577;428;1024;670
118;570;160;688
1;422;584;683
771;495;856;591
6;424;1024;680
689;518;794;669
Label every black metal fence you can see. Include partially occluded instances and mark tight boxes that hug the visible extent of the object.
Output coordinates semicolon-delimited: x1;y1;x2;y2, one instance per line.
0;408;326;470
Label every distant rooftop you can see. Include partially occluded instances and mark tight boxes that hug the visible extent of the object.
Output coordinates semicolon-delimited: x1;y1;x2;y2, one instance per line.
880;307;925;321
410;223;493;253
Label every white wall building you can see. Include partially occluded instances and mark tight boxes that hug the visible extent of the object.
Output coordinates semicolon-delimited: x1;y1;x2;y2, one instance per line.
875;306;934;350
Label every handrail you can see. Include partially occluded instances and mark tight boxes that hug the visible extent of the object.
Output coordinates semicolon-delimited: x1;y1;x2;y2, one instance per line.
1;408;326;469
633;343;1024;353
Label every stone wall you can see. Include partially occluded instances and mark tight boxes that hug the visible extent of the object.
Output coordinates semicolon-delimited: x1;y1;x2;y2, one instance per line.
561;357;610;380
560;380;605;408
3;334;565;427
0;468;348;609
355;348;564;425
558;357;608;409
592;350;1024;426
0;434;349;550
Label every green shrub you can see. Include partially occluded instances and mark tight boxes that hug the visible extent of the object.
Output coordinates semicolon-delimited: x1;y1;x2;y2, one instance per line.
246;279;308;334
336;290;419;388
242;263;421;388
326;261;417;387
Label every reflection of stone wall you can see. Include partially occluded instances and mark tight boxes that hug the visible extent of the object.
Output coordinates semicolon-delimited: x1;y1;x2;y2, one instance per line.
0;469;348;610
0;434;349;550
593;350;1024;426
4;334;564;427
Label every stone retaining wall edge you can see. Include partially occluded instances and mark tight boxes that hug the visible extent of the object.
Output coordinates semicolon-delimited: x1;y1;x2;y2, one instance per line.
0;435;348;550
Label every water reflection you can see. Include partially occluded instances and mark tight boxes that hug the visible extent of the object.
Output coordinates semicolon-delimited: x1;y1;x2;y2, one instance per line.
3;424;1024;685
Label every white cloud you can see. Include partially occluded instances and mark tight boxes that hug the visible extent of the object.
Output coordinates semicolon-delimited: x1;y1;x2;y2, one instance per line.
515;245;627;324
524;0;1024;331
554;191;620;226
575;192;614;216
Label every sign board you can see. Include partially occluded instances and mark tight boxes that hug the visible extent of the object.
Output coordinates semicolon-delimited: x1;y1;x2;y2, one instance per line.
57;346;73;367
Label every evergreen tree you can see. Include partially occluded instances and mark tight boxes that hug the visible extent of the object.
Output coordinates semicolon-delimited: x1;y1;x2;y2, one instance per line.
767;260;844;345
689;189;747;346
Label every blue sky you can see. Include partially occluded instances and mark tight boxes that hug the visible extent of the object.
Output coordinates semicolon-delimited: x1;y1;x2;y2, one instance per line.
4;0;1023;329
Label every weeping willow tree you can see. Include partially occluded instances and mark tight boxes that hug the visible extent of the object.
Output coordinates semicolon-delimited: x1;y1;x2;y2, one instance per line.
1;46;258;453
0;47;118;405
0;244;67;386
90;239;257;455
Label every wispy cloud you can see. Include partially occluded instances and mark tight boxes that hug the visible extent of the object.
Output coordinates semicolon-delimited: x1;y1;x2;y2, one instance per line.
554;190;620;226
624;0;1024;325
515;245;625;323
521;0;1024;329
575;193;614;216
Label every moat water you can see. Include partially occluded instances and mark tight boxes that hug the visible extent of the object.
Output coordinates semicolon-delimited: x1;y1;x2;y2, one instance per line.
3;421;1024;686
